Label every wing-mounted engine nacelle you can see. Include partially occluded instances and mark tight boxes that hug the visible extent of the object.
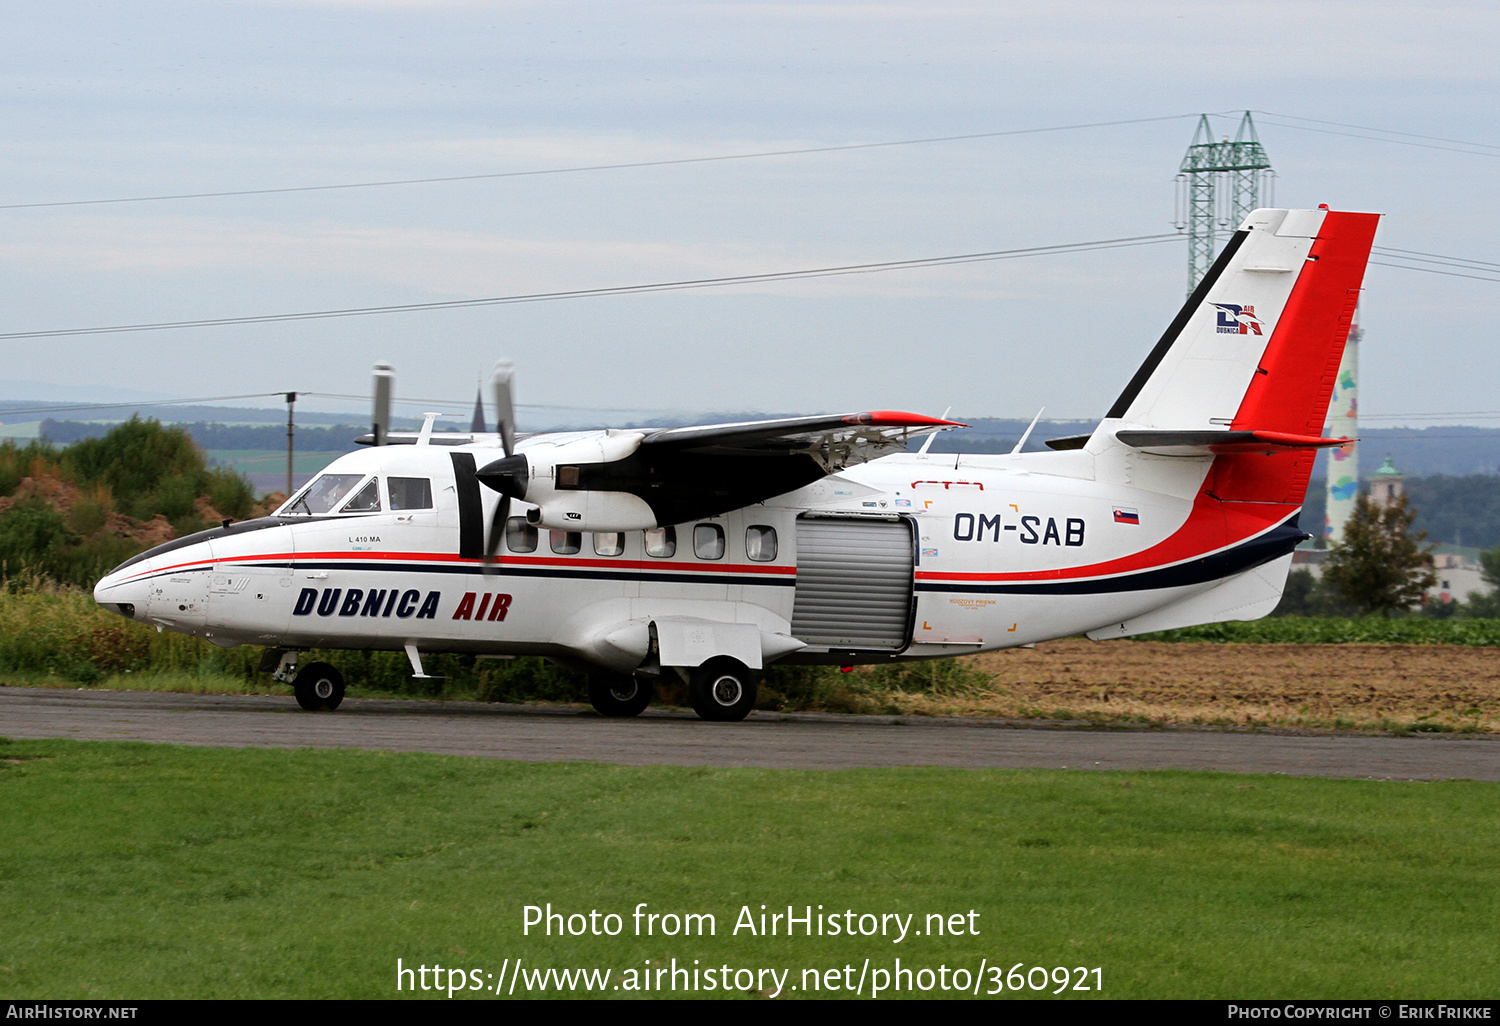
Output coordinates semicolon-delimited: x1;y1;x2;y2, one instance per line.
477;430;659;531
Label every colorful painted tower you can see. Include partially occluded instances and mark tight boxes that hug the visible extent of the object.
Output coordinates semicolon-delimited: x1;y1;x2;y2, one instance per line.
1325;317;1361;543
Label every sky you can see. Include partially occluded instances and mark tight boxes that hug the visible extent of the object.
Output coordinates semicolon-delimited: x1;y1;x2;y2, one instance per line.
0;0;1497;430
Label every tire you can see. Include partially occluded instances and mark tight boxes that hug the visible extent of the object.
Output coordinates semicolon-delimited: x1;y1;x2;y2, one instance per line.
588;673;653;718
688;658;757;722
293;662;345;711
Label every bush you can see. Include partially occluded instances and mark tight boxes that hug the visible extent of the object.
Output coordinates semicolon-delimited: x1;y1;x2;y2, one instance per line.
206;468;255;520
0;440;60;497
0;419;258;586
60;416;253;526
0;498;72;581
67;482;112;535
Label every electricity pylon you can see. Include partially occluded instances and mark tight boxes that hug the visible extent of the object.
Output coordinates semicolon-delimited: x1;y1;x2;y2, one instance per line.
1177;112;1274;294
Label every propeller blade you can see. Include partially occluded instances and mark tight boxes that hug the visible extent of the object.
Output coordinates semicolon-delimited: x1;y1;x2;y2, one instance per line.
484;495;509;575
490;360;516;457
371;361;393;446
477;452;529;577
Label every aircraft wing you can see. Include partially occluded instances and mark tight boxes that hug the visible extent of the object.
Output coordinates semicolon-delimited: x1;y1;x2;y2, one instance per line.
640;410;965;466
473;410;966;531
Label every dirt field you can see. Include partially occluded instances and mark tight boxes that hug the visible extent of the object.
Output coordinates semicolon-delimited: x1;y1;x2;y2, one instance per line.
884;641;1500;733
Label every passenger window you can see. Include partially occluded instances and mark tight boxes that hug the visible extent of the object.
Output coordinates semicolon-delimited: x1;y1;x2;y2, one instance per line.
389;477;433;510
645;526;676;558
505;517;538;553
693;523;725;560
550;530;582;555
594;533;624;557
746;525;777;561
341;478;381;513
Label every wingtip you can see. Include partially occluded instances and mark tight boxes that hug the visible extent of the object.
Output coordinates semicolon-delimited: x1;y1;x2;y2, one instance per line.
849;410;968;428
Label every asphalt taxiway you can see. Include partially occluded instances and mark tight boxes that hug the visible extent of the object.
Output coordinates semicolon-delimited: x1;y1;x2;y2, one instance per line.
3;687;1496;780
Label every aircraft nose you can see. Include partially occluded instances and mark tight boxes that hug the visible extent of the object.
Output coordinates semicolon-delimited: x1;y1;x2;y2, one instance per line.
94;564;152;622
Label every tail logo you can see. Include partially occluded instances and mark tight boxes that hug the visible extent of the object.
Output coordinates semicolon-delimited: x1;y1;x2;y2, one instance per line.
1213;303;1264;335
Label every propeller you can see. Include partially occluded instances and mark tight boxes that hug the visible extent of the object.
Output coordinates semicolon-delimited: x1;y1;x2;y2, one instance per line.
371;361;393;446
476;361;526;573
491;359;516;458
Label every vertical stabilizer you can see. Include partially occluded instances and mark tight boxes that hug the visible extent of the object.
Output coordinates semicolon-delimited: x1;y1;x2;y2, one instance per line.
1092;207;1379;506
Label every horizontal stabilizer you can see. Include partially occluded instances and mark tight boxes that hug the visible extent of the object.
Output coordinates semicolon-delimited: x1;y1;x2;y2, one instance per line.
1114;429;1353;455
1045;434;1090;451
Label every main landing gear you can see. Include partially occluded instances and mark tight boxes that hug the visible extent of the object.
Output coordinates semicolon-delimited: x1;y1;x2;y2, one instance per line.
587;673;655;718
688;658;758;722
587;659;759;722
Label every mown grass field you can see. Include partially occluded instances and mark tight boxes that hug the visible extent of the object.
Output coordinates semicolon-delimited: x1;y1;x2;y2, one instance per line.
0;738;1496;1000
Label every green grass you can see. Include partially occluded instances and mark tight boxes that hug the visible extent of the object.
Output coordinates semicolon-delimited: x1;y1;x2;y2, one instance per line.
0;739;1495;1000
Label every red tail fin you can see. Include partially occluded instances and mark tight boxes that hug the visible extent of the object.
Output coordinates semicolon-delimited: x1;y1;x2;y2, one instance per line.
1207;210;1379;505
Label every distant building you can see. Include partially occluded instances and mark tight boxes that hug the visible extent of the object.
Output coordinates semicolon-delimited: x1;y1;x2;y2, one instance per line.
1295;457;1492;606
1368;454;1404;507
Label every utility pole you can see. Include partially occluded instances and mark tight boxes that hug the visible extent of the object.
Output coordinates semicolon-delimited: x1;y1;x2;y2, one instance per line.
1177;112;1274;293
285;392;296;498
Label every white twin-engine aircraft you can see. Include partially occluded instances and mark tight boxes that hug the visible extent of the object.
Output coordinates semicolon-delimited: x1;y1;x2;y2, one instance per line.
95;207;1378;721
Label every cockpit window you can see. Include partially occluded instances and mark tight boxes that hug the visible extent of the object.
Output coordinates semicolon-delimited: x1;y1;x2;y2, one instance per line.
389;477;433;510
284;474;365;516
341;479;381;513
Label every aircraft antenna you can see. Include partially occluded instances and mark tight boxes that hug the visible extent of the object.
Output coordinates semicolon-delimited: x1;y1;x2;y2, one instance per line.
916;406;952;456
1176;112;1274;294
1011;406;1045;455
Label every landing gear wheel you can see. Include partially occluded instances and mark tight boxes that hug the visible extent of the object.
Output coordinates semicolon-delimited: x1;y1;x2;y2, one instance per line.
293;662;345;711
688;658;757;722
588;673;654;718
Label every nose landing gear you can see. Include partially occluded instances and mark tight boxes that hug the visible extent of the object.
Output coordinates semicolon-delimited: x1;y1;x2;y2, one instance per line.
292;662;345;711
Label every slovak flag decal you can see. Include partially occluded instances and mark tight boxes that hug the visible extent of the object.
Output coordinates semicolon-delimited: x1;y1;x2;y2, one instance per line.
1113;506;1140;525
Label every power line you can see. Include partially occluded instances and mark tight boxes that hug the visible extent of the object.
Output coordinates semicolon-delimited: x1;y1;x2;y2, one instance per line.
1371;245;1500;273
1250;112;1500;155
1369;261;1500;284
0;233;1184;341
0;115;1197;213
1250;111;1500;158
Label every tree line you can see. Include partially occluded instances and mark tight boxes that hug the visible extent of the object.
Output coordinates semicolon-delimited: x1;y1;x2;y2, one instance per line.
41;419;368;453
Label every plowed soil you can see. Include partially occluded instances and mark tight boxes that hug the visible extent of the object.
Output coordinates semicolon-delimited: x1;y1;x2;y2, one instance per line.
898;641;1500;732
